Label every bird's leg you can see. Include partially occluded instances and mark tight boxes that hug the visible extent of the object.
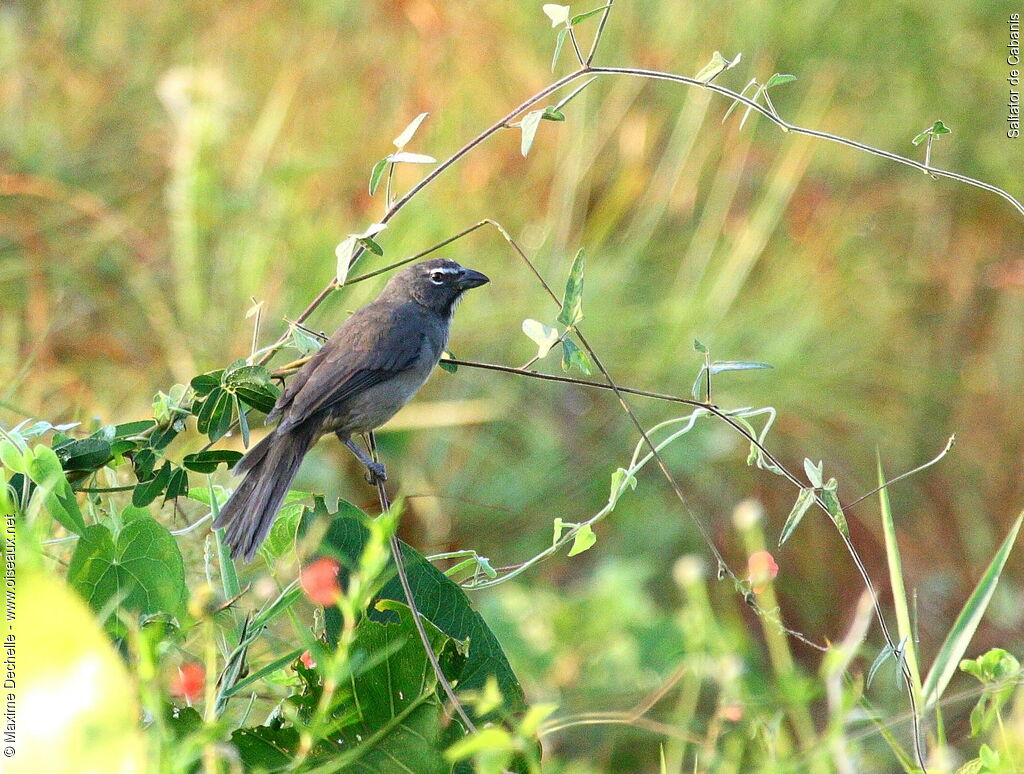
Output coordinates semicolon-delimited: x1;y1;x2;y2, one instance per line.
338;433;387;484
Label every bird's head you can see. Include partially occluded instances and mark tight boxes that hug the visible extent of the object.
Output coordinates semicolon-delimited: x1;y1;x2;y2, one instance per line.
384;258;490;315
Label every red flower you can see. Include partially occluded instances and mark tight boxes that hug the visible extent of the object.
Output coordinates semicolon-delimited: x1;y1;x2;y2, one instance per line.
300;650;317;670
170;662;205;703
301;557;342;606
747;551;779;594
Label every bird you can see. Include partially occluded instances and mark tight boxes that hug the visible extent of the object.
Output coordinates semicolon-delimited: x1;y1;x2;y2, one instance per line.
214;257;490;561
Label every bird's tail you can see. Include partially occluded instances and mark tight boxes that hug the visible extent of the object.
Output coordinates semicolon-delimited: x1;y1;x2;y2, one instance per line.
214;425;316;561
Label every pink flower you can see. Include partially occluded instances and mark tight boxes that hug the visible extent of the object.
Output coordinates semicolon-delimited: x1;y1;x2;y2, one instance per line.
170;662;205;703
747;550;779;594
301;558;342;606
720;703;744;722
299;650;317;670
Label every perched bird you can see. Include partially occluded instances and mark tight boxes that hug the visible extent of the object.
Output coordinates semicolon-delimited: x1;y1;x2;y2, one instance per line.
214;258;490;560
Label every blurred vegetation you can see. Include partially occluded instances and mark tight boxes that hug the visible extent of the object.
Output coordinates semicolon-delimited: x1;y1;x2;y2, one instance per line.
2;0;1024;771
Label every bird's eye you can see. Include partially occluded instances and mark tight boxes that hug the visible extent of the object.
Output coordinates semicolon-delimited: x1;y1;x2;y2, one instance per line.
429;271;446;284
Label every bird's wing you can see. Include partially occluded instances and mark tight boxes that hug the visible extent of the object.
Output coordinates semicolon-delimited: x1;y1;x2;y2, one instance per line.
274;302;426;433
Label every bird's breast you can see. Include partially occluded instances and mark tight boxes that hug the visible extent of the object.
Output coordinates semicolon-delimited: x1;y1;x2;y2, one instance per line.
325;335;441;437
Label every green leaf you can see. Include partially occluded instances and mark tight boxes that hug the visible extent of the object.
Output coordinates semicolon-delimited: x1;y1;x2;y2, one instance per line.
960;648;1020;737
979;744;1001;770
358;236;384;256
368;158;388;195
195;388;228;438
955;759;985;774
0;440;26;474
921;513;1023;708
182;451;243;475
867;637;908;691
960;648;1021;683
24;445;86;535
236;395;250;447
521;319;560;359
551;27;568;71
609;467;637;508
190;371;224;396
913;120;953;145
570;4;612;25
114;420;156;438
310;500;528;721
708;360;772;375
542;107;565;121
221;647;304;701
867;641;895;690
567;524;597;556
236;600;462;773
691;367;708;400
438;351;458;374
446;726;516;762
259;500;307;561
149;420;182;451
778;487;816;546
693;339;708;353
185;485;230;507
207;390;234;441
336;235;357;286
333;601;463;773
821;478;849;537
288;325;324;356
230;726;300;772
560;337;593;375
54;437;113;472
68;517;188;626
557;248;585;327
694;51;729;84
878;454;922;696
132;462;172;507
520;109;544;156
803;458;823;488
765;73;797;89
552;517;566;546
224;365;280;414
132;448;157;482
163;466;189;502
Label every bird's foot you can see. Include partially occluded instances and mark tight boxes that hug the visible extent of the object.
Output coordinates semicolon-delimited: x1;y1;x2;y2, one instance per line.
364;460;388;485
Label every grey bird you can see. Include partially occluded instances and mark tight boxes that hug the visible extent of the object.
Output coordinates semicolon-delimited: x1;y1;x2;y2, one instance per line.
214;258;490;561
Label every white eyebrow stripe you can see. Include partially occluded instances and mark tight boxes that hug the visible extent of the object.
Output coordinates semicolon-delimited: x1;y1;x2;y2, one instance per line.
431;267;462;274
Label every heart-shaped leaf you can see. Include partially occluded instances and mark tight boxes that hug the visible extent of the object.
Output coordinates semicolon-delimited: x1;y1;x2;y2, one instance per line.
68;516;188;626
542;4;570;27
520;109;545;156
521;319;560;358
557;248;585;327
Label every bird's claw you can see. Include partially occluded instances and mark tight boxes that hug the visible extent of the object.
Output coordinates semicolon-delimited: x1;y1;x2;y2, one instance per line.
364;461;388;485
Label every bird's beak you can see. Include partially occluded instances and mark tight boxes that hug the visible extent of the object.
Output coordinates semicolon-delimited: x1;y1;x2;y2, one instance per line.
457;269;490;289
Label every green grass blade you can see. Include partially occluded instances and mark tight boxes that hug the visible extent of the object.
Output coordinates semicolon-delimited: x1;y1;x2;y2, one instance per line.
877;453;922;695
921;512;1023;708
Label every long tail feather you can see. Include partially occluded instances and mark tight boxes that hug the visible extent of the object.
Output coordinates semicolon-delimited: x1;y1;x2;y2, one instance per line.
214;426;316;561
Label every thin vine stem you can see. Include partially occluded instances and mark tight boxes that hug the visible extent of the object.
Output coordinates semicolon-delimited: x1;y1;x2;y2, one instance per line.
256;62;1021;371
365;432;477;735
587;66;1024;217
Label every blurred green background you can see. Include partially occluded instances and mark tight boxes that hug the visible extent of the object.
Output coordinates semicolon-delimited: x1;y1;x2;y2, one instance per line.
2;0;1023;771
